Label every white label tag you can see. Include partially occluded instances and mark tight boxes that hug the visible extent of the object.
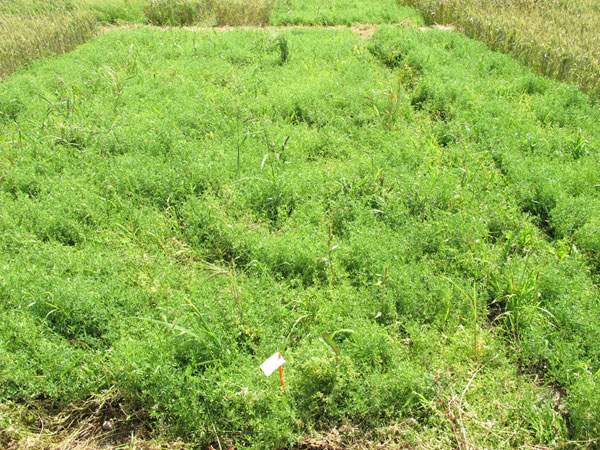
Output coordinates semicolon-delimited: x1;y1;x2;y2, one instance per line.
260;352;285;376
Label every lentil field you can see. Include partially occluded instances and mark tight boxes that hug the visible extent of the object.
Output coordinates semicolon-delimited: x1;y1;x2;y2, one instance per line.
1;1;599;449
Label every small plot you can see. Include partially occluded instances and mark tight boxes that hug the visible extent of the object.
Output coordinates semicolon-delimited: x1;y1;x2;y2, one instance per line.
0;25;599;449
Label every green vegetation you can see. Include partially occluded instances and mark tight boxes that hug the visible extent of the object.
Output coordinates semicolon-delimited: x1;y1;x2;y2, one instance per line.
400;0;600;97
1;21;600;448
270;0;422;26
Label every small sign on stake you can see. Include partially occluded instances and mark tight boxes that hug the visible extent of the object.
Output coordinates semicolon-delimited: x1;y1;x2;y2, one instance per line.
260;352;286;391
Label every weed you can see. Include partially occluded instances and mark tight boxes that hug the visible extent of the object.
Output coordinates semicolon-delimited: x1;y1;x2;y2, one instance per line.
325;224;338;287
268;34;289;65
201;259;244;323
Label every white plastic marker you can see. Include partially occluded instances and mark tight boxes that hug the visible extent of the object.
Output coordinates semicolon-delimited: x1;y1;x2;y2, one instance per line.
260;352;286;391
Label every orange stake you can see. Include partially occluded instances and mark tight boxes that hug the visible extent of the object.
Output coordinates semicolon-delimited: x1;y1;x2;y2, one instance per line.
278;353;285;392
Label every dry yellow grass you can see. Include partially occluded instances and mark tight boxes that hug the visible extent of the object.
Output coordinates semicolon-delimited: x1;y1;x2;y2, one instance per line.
400;0;600;96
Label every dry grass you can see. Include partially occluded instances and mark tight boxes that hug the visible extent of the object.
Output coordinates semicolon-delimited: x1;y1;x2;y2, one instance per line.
0;391;187;450
400;0;600;96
